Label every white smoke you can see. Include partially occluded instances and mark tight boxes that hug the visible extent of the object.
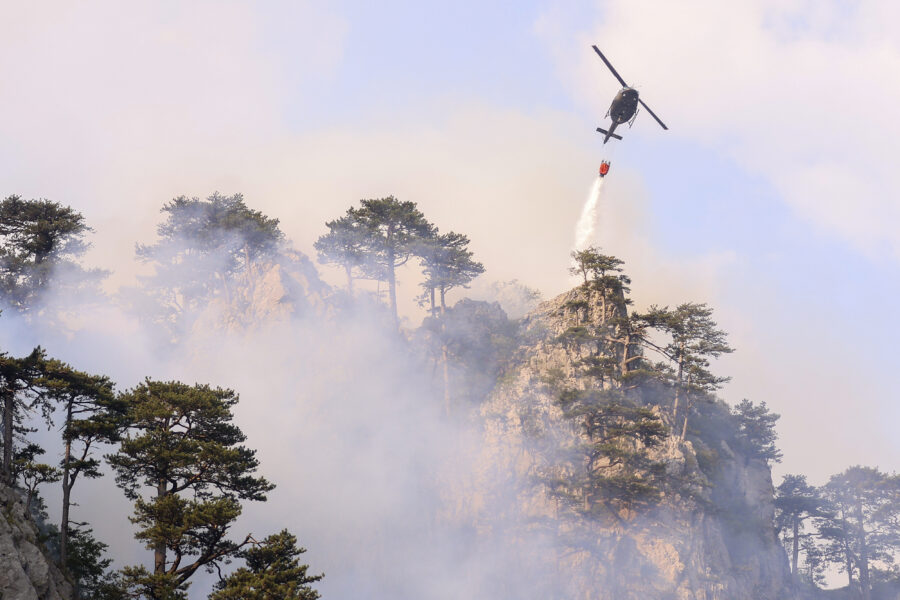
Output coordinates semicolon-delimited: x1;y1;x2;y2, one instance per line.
0;255;566;598
573;177;604;251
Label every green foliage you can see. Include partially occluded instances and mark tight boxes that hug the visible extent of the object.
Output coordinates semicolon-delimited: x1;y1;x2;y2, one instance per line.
314;214;371;292
551;388;668;518
120;566;187;600
107;380;274;598
731;399;782;464
815;466;900;594
133;193;285;340
569;247;625;285
0;347;48;485
36;358;123;565
138;193;283;265
0;195;102;313
210;530;323;600
18;460;60;513
775;474;824;577
65;525;123;599
419;299;518;405
635;302;733;439
345;196;435;321
417;231;484;311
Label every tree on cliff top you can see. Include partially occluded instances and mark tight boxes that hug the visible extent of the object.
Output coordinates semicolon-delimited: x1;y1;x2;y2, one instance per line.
108;380;274;599
418;231;484;315
733;399;782;464
636;302;732;440
314;214;370;295
327;197;434;324
0;195;104;316
134;193;284;340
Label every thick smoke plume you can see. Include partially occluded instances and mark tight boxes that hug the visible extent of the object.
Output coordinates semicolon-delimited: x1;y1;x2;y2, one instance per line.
0;241;563;599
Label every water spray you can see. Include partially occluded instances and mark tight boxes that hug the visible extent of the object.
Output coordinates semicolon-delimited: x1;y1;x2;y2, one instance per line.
573;177;605;251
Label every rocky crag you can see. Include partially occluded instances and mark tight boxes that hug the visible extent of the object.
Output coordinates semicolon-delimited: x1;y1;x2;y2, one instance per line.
194;251;795;599
464;284;794;600
0;485;73;600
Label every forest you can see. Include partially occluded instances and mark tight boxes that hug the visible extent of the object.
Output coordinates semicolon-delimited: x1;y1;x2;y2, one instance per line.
0;192;898;600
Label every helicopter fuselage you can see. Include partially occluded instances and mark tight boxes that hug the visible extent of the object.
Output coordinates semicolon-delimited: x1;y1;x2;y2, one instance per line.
608;87;640;124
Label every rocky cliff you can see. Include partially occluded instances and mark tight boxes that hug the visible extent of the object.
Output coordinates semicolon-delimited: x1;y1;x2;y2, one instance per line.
0;485;73;600
192;249;331;336
466;284;793;600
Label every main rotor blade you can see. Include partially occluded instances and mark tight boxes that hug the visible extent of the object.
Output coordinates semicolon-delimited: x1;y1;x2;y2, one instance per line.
592;45;628;88
638;98;668;130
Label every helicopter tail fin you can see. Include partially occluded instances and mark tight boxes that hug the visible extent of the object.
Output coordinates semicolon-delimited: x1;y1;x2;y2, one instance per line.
595;126;623;143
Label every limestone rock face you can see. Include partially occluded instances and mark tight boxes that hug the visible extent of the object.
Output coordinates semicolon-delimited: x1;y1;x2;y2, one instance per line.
467;285;794;600
0;486;73;600
193;249;331;336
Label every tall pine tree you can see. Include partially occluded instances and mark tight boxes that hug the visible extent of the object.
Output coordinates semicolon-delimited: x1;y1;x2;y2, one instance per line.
107;380;274;599
346;197;434;324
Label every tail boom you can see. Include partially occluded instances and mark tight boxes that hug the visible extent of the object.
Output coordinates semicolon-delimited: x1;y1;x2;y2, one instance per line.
595;125;622;143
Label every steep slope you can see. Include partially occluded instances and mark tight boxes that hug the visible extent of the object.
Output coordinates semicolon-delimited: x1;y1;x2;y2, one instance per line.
469;284;793;600
0;485;73;600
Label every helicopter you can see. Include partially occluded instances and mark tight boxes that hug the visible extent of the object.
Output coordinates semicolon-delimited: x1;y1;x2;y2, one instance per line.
593;45;668;144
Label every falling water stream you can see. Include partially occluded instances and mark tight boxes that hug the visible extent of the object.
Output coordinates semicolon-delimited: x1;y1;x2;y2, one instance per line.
573;176;604;251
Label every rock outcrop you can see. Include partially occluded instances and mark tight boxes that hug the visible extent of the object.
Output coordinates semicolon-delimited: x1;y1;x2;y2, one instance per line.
0;486;73;600
192;249;331;336
466;285;794;600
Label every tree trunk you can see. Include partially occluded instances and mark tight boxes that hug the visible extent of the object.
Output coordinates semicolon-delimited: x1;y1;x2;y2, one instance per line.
599;286;607;326
60;403;73;567
841;509;854;590
345;264;354;296
672;346;684;430
791;518;799;578
856;500;871;600
387;245;398;326
440;287;450;415
2;392;12;485
154;479;167;575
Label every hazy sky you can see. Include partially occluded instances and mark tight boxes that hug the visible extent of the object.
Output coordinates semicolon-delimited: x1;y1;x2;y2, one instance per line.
1;0;898;488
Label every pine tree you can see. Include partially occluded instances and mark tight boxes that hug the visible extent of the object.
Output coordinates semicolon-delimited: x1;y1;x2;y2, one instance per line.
134;193;284;340
418;231;484;314
554;388;667;517
209;530;323;600
636;303;732;439
775;474;823;580
17;459;60;515
0;195;102;313
314;214;370;295
817;466;900;600
417;231;484;412
545;256;669;520
0;347;46;484
346;197;434;324
107;380;274;598
732;399;782;464
39;359;123;566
